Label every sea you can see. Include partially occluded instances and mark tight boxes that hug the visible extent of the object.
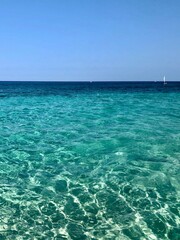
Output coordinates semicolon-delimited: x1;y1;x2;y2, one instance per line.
0;81;179;240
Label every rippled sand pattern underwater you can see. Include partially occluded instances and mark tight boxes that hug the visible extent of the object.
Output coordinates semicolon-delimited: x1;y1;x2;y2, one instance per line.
0;82;180;239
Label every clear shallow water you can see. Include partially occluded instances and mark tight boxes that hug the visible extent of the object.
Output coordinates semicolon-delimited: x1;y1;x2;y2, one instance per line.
0;81;179;240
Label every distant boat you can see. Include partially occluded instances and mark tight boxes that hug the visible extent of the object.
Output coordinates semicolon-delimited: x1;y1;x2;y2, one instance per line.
163;76;167;85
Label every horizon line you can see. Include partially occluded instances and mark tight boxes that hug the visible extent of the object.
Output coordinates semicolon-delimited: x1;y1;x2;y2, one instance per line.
0;80;180;82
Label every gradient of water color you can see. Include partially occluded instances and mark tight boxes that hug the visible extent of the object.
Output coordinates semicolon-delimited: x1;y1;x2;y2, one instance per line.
0;82;179;240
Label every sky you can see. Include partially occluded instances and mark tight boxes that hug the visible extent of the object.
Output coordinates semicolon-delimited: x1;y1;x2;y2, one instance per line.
0;0;180;81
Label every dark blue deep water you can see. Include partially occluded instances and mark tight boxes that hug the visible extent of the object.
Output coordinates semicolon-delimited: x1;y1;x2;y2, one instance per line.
0;81;179;239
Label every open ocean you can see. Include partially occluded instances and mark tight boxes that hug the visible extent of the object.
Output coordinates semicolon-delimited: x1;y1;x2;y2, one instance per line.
0;81;179;240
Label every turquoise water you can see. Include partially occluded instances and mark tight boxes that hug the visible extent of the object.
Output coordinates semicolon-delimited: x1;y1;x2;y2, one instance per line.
0;82;179;239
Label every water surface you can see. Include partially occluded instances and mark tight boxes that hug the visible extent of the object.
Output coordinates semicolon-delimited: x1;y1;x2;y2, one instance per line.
0;81;179;239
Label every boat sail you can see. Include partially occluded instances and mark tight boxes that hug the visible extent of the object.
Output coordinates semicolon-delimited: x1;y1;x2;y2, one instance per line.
163;76;167;85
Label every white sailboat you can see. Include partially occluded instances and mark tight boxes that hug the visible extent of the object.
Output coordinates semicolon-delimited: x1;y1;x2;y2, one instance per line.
163;76;167;85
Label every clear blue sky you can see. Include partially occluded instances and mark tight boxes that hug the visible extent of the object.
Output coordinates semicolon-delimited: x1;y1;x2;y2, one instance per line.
0;0;180;81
